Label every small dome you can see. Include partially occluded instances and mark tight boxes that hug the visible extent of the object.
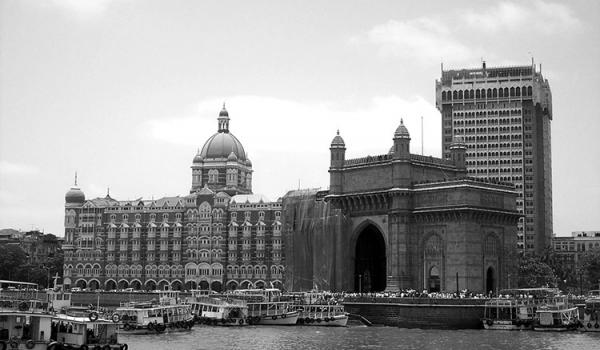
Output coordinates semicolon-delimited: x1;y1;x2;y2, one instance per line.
193;153;204;163
330;130;345;147
65;187;85;204
219;104;229;117
394;119;410;138
245;158;252;167
388;145;395;154
227;151;238;161
200;132;247;161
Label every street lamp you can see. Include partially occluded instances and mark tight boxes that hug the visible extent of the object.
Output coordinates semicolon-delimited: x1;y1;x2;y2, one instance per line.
358;274;362;294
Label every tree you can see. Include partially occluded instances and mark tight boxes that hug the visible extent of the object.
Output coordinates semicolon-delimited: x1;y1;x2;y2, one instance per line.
578;249;600;291
517;254;557;288
0;244;27;280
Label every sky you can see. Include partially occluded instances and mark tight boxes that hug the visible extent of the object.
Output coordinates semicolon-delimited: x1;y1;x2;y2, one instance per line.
1;0;599;237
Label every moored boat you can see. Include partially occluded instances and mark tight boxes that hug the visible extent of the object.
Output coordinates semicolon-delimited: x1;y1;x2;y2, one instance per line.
0;280;57;350
186;290;249;326
52;307;126;350
533;297;579;332
229;289;299;325
287;292;348;327
482;298;536;330
579;297;600;332
115;290;194;334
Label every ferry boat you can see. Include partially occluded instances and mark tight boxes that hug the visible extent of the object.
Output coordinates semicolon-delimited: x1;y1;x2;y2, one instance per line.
533;297;579;332
579;295;600;332
482;298;536;330
0;280;55;350
229;289;299;325
481;288;559;330
115;290;194;334
52;306;126;350
186;290;249;326
288;292;348;327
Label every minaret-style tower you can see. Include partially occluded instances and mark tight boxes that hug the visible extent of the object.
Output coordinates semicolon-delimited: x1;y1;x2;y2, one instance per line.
449;136;467;172
218;102;230;132
392;119;410;160
329;130;345;194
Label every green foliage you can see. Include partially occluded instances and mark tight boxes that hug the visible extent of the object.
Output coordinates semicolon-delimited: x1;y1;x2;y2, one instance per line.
517;254;557;288
0;244;27;280
579;249;600;291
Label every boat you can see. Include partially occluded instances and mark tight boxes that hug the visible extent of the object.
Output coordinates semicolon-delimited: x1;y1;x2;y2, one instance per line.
482;298;535;330
186;290;249;326
533;296;579;331
579;295;600;332
287;292;348;327
52;306;126;350
229;289;299;325
0;280;55;350
480;288;561;330
114;290;194;334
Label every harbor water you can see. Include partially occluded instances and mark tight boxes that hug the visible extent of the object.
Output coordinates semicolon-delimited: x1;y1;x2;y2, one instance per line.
121;325;600;350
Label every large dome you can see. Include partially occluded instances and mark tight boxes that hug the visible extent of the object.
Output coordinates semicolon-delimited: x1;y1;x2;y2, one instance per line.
200;131;247;161
65;187;85;204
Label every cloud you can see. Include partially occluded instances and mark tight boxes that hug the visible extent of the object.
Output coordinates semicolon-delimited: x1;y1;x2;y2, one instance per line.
463;1;582;34
143;95;442;159
0;161;39;175
364;18;476;63
50;0;120;18
356;1;582;64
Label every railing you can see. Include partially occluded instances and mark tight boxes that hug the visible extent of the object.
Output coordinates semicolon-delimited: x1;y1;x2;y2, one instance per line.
344;154;392;167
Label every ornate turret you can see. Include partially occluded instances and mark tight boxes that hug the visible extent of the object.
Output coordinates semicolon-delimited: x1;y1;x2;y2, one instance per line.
329;130;346;194
449;136;467;170
218;102;230;132
393;119;410;160
65;172;85;205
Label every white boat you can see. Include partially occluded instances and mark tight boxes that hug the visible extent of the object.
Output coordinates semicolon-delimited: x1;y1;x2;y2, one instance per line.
533;297;579;332
482;298;536;330
0;282;54;350
52;307;126;350
229;289;299;325
579;297;600;332
115;290;194;334
288;292;348;327
186;290;249;326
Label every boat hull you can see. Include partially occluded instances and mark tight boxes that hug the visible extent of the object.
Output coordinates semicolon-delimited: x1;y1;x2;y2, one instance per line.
251;311;299;325
297;314;348;327
580;320;600;332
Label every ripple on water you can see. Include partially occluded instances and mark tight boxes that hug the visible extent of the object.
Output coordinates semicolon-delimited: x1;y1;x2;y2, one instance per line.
120;325;600;350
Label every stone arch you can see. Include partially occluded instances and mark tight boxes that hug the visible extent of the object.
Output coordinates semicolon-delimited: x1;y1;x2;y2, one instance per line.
210;281;222;292
157;279;170;290
199;280;210;290
145;279;157;291
271;280;283;290
87;279;100;291
254;280;265;289
226;280;238;291
171;280;183;291
486;266;496;295
117;279;129;290
240;280;253;289
105;279;117;291
423;233;444;292
353;221;387;292
129;279;142;290
74;279;87;289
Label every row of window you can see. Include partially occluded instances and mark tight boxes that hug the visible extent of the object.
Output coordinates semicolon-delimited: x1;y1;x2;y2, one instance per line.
441;86;533;101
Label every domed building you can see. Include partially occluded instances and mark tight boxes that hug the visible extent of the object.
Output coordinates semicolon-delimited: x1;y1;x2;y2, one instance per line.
190;104;253;196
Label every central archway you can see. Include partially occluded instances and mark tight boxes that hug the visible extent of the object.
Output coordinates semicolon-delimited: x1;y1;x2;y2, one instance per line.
486;267;495;294
354;224;386;292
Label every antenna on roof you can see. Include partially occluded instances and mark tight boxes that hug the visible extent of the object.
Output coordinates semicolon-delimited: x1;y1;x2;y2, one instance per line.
74;171;78;186
421;116;424;156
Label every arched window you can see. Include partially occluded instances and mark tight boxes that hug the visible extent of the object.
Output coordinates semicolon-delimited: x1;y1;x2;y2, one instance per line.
487;88;492;98
458;90;463;99
492;88;497;97
442;91;447;101
510;87;515;97
475;89;481;99
498;88;503;98
453;91;458;99
527;86;532;96
516;87;521;97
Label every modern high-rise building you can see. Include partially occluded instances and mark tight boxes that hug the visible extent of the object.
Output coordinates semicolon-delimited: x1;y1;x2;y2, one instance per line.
436;61;553;255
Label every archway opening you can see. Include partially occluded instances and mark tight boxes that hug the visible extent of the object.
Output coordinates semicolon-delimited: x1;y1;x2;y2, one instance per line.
486;267;495;295
354;224;386;292
88;280;100;291
185;281;197;290
158;280;170;290
199;281;210;290
76;280;87;290
226;281;238;291
105;280;116;291
171;281;182;291
130;280;142;290
428;266;441;292
118;280;129;290
145;280;156;291
211;281;222;292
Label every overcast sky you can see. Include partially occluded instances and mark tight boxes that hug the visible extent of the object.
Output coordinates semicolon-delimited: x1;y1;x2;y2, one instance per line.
1;0;599;237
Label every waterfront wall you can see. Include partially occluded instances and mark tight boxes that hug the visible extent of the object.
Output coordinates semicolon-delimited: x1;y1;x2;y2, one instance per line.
342;297;488;329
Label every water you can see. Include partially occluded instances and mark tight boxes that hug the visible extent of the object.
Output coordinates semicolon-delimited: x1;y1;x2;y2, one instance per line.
121;325;600;350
